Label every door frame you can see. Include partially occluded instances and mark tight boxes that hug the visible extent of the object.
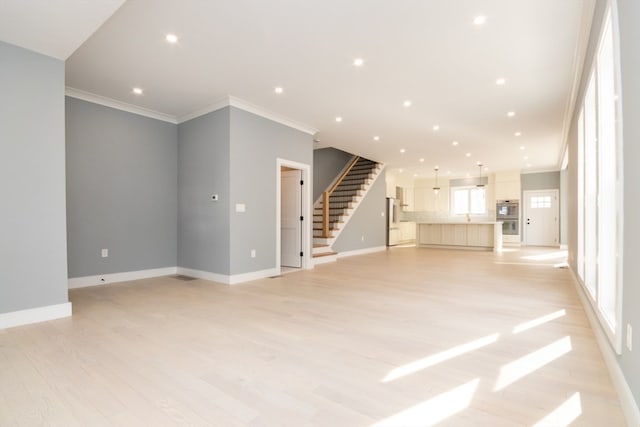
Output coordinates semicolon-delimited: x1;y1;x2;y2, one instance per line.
522;189;559;246
276;158;312;271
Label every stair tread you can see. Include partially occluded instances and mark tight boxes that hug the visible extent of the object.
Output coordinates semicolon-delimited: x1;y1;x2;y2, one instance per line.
313;251;338;258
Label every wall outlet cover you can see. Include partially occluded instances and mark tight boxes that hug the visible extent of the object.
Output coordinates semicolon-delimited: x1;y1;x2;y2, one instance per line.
101;248;108;258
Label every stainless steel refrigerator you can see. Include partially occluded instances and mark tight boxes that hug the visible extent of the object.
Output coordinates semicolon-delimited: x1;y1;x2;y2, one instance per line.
386;197;400;246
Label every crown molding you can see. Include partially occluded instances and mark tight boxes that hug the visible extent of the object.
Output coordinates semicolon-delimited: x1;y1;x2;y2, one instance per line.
65;88;318;135
65;87;178;123
178;95;318;135
227;95;318;135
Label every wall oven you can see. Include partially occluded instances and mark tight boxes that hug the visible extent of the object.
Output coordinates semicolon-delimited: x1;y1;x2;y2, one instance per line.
501;219;519;235
496;200;519;235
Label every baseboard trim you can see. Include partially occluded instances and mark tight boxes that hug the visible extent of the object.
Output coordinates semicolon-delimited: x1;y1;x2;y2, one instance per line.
0;302;72;330
569;268;640;426
68;267;178;289
176;267;280;285
337;246;387;259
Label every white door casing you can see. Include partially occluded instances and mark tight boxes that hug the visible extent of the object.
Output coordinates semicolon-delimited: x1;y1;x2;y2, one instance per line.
523;189;559;246
281;169;302;268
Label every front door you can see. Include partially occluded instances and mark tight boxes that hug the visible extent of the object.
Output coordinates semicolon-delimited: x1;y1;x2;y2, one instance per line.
523;189;559;246
281;169;302;267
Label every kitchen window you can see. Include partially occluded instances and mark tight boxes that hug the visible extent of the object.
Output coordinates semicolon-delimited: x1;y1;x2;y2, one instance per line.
451;186;486;216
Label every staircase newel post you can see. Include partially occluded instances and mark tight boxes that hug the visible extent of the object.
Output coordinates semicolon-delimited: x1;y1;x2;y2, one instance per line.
322;191;330;238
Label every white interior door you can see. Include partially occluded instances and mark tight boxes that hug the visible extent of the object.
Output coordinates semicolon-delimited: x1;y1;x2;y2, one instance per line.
281;169;302;267
523;190;559;246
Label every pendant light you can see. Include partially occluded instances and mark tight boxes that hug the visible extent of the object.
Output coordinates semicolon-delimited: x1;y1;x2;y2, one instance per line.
476;162;485;187
433;166;440;194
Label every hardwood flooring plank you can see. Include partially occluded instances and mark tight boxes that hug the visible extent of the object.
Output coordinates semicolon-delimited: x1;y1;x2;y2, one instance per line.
0;247;626;426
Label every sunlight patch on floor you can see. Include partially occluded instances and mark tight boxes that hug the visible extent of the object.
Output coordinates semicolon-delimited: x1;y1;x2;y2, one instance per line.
533;392;582;427
371;379;480;427
521;250;568;261
495;336;572;391
382;334;500;383
512;309;566;334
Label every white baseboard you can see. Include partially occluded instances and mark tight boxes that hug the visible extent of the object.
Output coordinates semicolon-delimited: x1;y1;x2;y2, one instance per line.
68;267;177;289
337;246;386;259
176;266;280;285
569;268;640;426
0;302;72;330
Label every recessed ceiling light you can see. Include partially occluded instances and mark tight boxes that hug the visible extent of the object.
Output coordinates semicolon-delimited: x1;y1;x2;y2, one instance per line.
476;161;482;165
447;171;451;175
526;163;532;168
433;125;440;131
465;152;472;157
403;100;412;107
399;169;404;173
353;58;364;67
524;156;529;160
452;141;459;146
507;111;516;117
496;77;506;85
419;158;425;162
373;136;380;141
165;33;178;44
413;173;418;177
520;146;525;150
274;86;283;94
473;15;487;26
515;131;522;136
335;116;343;123
400;148;406;153
484;167;489;171
132;87;143;95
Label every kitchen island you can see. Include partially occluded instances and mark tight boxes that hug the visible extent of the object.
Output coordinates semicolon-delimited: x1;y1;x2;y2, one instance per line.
416;222;502;252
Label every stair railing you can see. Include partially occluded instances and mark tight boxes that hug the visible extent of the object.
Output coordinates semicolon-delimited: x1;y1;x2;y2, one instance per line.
322;156;360;238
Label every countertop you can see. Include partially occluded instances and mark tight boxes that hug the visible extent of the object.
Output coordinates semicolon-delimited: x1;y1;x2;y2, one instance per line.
417;221;502;225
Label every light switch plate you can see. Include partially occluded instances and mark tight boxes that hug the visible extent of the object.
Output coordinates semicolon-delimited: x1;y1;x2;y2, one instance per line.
236;203;246;212
101;248;108;258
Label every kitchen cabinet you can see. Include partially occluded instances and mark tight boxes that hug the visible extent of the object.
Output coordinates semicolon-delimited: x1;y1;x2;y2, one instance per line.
467;224;494;247
398;222;416;243
441;224;467;246
418;224;441;245
401;187;414;211
416;222;501;251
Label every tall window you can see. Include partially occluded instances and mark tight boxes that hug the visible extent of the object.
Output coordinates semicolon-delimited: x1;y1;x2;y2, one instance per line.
576;9;621;350
451;186;486;215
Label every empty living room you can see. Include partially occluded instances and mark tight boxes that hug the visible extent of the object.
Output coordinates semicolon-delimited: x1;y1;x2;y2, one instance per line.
1;1;639;426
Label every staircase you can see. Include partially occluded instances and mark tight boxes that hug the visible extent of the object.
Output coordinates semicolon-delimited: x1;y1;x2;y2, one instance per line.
312;156;383;264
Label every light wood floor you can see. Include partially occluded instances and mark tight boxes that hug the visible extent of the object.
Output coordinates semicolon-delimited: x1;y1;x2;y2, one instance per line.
0;247;626;426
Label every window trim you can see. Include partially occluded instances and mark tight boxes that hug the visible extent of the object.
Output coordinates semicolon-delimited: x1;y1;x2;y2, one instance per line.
449;185;487;217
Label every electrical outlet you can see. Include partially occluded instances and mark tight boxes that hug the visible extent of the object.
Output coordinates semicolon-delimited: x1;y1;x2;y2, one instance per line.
211;194;219;201
251;249;256;258
101;248;109;258
627;324;633;351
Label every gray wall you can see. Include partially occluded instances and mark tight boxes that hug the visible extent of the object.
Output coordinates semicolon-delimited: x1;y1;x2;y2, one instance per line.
333;169;387;253
560;169;568;245
66;97;178;278
178;108;231;275
567;0;640;410
520;171;560;192
313;147;353;201
0;42;68;313
617;0;640;409
229;107;313;275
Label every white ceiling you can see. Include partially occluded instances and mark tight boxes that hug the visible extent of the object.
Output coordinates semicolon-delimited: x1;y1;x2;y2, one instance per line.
0;0;126;60
5;0;595;178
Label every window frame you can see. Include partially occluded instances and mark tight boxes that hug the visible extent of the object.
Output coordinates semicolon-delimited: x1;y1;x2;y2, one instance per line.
449;185;487;217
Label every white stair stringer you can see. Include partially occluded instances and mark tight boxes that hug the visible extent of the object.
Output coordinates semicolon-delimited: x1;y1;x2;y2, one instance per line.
312;163;385;264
